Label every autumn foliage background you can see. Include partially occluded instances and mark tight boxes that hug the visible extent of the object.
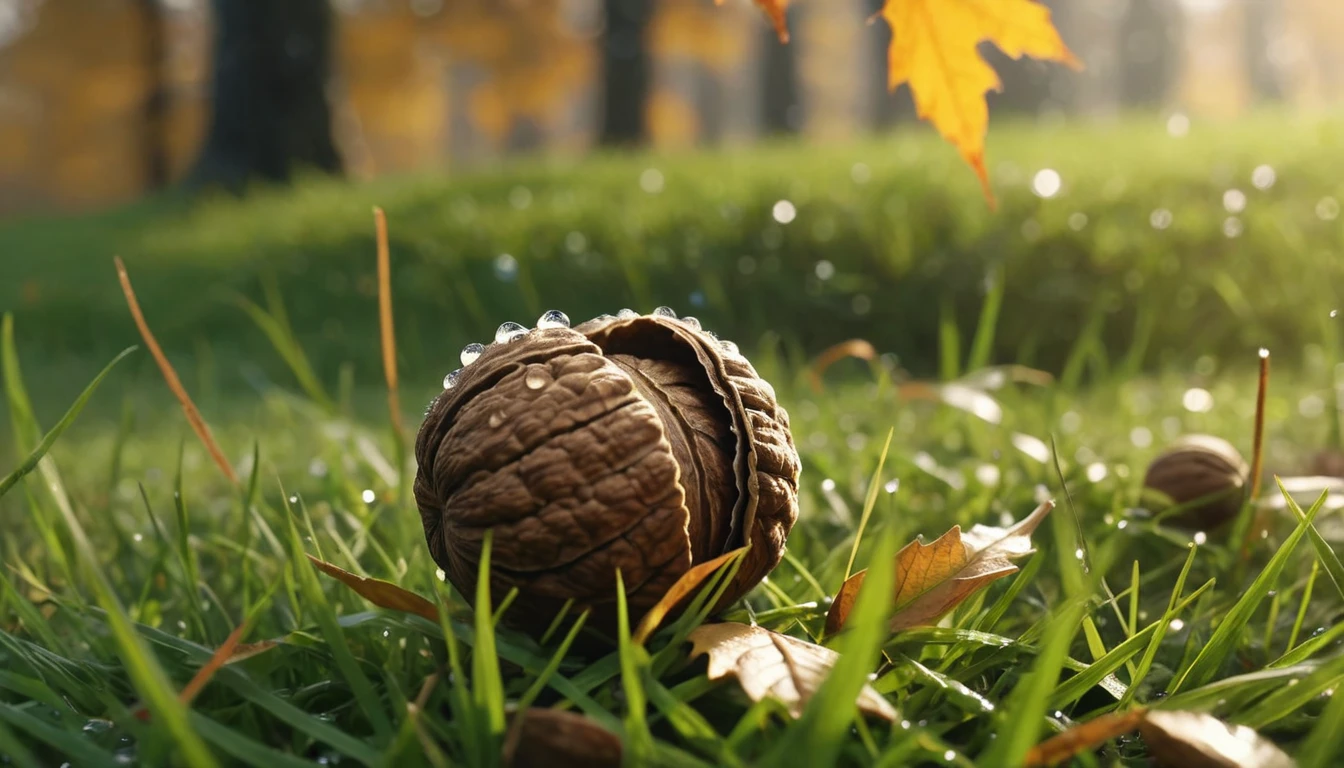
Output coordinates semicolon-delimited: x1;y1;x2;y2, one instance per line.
1;0;1342;215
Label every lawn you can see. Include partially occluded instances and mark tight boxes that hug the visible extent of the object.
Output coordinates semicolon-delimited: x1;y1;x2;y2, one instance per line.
2;112;1344;766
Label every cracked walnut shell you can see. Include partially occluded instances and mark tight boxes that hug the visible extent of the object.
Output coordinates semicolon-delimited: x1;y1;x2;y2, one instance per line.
413;308;801;636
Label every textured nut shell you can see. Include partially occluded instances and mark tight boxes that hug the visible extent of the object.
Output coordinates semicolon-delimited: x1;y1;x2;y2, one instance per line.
414;315;800;635
1142;434;1250;529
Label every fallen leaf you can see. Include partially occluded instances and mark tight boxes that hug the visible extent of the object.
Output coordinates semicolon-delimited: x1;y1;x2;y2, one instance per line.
1024;708;1147;767
687;622;897;721
307;554;440;623
633;547;747;644
1139;710;1295;768
808;339;878;393
502;708;622;768
826;500;1053;636
879;0;1081;205
723;0;790;43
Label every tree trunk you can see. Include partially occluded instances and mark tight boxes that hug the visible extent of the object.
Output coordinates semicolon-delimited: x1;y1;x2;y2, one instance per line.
598;0;652;146
1117;0;1181;108
190;0;342;191
868;0;916;129
136;0;169;190
759;6;800;135
1244;0;1284;102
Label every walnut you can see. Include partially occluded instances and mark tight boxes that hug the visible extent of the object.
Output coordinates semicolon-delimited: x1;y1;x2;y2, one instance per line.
1141;434;1250;530
413;307;801;637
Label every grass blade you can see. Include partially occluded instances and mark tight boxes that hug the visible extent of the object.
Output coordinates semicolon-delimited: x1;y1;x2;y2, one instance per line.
0;335;136;500
1170;486;1325;693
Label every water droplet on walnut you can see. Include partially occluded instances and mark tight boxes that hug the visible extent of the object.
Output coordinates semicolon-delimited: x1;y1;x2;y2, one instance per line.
460;342;485;366
538;310;570;329
495;322;528;343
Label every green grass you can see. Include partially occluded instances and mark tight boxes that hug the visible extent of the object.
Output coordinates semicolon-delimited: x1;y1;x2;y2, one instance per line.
2;113;1344;765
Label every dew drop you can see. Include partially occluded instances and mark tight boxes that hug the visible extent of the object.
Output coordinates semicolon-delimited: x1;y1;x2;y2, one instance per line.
720;339;739;355
460;342;485;366
537;309;570;329
653;306;677;319
524;369;548;390
1193;531;1207;545
1168;618;1186;632
680;316;702;331
488;412;504;428
1332;310;1339;318
362;489;376;504
443;369;461;389
884;479;900;494
617;308;639;319
593;313;615;323
943;750;956;762
496;321;528;343
435;568;446;581
133;532;144;543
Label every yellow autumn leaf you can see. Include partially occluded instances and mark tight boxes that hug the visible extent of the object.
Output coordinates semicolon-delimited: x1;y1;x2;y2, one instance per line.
879;0;1081;206
688;622;897;721
632;547;747;644
825;500;1053;637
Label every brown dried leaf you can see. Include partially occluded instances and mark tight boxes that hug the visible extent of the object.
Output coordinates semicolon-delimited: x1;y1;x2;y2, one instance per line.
502;708;622;768
307;555;439;623
687;622;897;721
1024;708;1147;767
633;547;747;644
826;500;1053;636
1139;710;1296;768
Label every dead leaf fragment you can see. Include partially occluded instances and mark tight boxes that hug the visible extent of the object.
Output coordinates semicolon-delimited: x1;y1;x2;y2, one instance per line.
879;0;1081;205
1139;710;1296;768
633;547;746;644
826;500;1053;636
307;555;440;623
688;622;897;722
1024;708;1147;767
503;708;622;768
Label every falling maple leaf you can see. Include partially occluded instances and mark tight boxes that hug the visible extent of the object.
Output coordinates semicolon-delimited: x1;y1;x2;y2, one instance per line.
825;500;1053;637
880;0;1081;206
687;622;897;721
733;0;1079;207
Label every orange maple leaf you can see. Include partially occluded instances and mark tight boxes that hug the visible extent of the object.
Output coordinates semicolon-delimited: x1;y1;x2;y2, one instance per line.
718;0;790;44
880;0;1081;206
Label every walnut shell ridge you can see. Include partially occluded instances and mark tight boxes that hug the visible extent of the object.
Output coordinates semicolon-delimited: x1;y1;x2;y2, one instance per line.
413;308;801;636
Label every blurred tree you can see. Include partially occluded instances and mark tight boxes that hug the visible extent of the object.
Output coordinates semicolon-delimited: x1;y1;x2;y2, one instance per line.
600;0;654;144
1117;0;1181;108
984;1;1078;115
189;0;341;191
1245;0;1285;102
136;0;169;189
760;5;800;134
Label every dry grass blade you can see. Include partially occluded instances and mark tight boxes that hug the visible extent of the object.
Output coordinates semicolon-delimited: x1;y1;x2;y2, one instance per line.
373;207;404;444
1249;348;1269;503
1023;709;1147;767
502;708;623;768
113;256;237;486
688;621;897;722
306;554;439;622
1139;710;1294;768
130;616;272;721
807;339;877;393
632;547;746;644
